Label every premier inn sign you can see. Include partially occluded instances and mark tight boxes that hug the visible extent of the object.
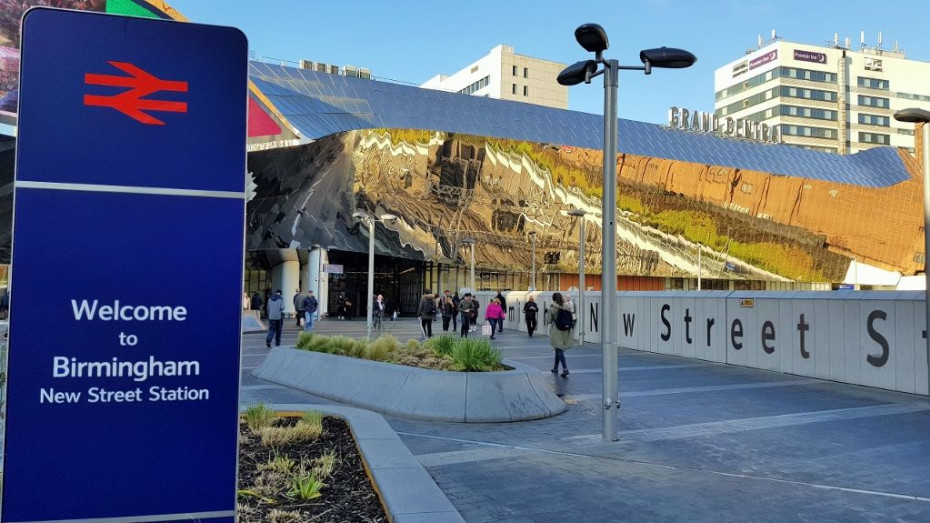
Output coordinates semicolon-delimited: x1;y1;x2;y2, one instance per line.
668;107;782;144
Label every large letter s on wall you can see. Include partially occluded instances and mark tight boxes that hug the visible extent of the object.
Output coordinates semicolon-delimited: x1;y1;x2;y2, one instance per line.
866;309;889;367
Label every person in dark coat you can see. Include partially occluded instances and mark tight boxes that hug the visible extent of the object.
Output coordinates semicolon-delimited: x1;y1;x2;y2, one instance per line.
293;289;304;327
417;289;437;339
523;295;539;337
250;292;262;312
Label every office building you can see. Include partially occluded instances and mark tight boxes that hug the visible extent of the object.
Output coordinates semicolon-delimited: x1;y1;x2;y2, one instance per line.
421;44;568;109
714;32;930;154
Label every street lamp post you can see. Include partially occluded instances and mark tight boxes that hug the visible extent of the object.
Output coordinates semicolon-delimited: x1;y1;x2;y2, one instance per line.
353;211;398;340
529;231;537;291
893;108;930;401
462;238;476;294
569;209;587;344
558;23;696;441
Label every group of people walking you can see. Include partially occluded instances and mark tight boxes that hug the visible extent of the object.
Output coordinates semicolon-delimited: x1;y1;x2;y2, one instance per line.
256;285;577;377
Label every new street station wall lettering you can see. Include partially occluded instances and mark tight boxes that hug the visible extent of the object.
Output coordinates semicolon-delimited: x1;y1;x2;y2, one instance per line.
495;290;928;396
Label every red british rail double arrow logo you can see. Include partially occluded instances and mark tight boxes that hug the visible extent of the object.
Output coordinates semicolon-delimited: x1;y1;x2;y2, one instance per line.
83;61;188;125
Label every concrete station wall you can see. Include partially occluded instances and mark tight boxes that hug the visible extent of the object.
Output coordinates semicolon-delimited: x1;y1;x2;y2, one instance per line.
492;291;929;396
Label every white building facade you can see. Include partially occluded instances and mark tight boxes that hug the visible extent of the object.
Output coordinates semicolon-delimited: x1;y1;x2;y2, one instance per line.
421;44;568;110
714;38;930;154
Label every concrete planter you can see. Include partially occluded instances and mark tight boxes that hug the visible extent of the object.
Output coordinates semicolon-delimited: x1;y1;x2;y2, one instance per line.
253;347;566;422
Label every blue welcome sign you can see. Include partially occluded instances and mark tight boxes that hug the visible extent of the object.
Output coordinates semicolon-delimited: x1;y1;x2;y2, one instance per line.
3;8;247;522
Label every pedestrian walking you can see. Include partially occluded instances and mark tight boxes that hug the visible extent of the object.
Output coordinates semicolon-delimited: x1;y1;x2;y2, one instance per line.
458;293;475;337
484;298;505;340
495;290;507;332
417;289;437;339
242;292;250;311
451;291;461;331
250;291;262;312
440;294;456;332
265;289;285;348
470;296;480;333
302;290;319;332
523;295;539;337
547;292;574;377
293;289;304;327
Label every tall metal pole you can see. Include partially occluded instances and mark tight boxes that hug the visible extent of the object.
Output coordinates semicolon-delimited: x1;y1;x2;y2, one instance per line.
602;59;619;441
366;219;375;340
470;242;476;294
579;217;586;345
530;232;537;291
697;246;702;291
921;121;930;402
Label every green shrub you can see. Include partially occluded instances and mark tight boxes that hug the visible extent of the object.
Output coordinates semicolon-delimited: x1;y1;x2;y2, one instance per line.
405;338;421;351
322;335;354;355
451;338;503;372
347;339;368;358
244;403;275;432
295;332;314;350
287;472;324;500
300;410;324;433
367;335;400;361
425;335;456;356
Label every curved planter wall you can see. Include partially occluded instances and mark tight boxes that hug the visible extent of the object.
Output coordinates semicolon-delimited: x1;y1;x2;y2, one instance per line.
252;347;566;422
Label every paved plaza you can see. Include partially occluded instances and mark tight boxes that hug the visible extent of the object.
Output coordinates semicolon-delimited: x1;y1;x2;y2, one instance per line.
242;318;930;522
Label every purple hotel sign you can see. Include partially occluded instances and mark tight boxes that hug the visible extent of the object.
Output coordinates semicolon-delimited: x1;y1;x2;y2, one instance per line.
749;50;777;70
794;49;827;64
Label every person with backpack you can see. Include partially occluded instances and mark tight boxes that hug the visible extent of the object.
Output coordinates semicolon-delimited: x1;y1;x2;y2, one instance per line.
547;292;574;377
417;289;437;339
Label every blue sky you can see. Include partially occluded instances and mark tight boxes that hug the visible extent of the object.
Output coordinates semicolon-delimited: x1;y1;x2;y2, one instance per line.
168;0;930;124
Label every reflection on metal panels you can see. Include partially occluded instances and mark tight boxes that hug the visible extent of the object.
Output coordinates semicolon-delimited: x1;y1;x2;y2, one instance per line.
248;61;912;188
247;130;925;283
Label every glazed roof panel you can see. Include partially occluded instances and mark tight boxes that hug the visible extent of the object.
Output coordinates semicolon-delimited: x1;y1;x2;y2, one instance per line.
249;62;912;188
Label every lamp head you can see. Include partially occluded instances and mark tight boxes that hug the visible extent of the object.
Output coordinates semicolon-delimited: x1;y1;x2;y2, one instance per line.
574;23;609;54
557;59;598;86
639;47;697;69
894;108;930;123
567;209;586;217
461;238;475;245
379;213;399;223
352;211;369;220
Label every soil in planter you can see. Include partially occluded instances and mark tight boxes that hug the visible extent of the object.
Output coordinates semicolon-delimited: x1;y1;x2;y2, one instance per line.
238;417;387;522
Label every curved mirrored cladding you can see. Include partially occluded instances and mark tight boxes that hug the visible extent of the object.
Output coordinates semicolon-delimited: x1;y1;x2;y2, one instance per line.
247;129;924;283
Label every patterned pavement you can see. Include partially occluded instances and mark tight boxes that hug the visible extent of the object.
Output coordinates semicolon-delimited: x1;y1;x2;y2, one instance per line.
242;317;930;523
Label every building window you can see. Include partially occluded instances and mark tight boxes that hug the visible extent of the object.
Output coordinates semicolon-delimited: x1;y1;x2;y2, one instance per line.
523;85;528;96
512;65;517;76
858;113;890;126
780;67;837;83
897;128;915;136
457;75;490;95
857;95;890;108
781;125;838;139
781;86;838;102
858;132;890;145
780;105;837;120
512;83;517;94
857;77;889;90
899;92;930;102
523;67;528;78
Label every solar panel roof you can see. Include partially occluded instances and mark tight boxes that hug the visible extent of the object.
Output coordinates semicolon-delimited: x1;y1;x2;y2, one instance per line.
249;61;913;188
